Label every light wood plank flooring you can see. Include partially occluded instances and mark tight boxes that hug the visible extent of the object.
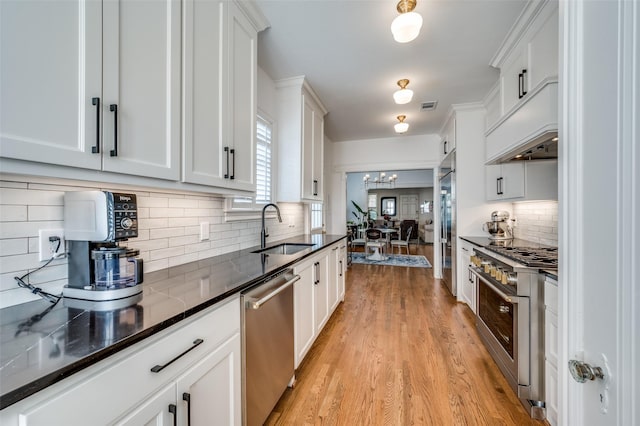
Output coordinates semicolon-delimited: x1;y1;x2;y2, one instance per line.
266;244;545;425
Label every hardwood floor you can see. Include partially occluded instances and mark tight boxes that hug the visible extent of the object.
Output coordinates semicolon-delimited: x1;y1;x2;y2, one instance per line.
266;244;545;425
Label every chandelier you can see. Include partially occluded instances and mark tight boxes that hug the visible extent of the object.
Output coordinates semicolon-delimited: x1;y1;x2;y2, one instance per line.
363;172;398;188
391;0;423;43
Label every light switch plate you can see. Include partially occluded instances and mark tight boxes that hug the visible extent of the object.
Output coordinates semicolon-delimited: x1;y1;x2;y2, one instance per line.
200;222;210;241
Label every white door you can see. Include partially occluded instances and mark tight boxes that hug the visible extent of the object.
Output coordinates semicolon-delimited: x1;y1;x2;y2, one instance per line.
399;195;418;221
561;1;639;425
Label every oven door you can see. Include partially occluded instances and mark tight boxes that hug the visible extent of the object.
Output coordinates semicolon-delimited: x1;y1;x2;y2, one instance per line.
475;271;530;393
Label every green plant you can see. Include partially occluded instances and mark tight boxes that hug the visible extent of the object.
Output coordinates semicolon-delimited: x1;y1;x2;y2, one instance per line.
351;200;368;227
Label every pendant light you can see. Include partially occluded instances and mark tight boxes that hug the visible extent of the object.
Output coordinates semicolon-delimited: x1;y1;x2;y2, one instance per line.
394;115;409;133
393;79;414;104
391;0;423;43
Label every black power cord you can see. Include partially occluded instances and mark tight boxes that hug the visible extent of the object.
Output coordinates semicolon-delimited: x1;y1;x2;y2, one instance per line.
14;236;63;304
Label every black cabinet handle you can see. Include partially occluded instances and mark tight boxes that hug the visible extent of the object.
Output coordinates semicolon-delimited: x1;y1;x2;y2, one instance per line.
444;140;448;155
314;262;320;285
521;69;527;97
182;392;191;426
168;404;177;426
230;148;235;180
109;104;118;157
339;260;343;277
92;97;100;154
151;338;204;373
313;179;318;196
224;146;230;178
518;73;523;99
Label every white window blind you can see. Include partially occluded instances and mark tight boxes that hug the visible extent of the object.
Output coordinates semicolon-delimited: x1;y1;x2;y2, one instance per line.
311;202;322;230
255;115;272;203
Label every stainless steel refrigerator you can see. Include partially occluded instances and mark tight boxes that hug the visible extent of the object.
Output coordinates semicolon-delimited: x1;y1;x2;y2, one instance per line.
439;152;456;296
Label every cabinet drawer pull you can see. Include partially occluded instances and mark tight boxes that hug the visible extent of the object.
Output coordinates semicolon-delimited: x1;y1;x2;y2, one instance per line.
92;97;100;153
521;69;527;97
168;404;177;426
224;146;230;178
182;392;191;426
313;179;318;196
150;338;204;373
109;104;118;157
230;148;235;180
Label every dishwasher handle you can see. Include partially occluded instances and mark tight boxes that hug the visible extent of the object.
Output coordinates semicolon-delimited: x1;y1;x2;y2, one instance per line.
245;274;300;310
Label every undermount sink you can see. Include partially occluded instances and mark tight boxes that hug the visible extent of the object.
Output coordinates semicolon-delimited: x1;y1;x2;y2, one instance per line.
252;243;315;255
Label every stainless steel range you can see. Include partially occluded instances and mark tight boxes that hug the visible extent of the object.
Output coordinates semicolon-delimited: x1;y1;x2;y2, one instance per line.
469;244;557;419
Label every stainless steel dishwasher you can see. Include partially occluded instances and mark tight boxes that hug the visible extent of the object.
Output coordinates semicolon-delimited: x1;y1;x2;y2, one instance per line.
241;269;299;426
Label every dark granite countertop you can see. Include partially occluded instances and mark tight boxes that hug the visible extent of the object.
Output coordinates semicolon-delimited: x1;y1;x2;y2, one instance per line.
0;234;346;410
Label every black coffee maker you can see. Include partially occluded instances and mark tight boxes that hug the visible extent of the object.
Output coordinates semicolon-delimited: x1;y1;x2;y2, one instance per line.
64;191;143;301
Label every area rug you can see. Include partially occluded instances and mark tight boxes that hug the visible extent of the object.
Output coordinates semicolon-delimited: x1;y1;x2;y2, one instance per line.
351;252;432;268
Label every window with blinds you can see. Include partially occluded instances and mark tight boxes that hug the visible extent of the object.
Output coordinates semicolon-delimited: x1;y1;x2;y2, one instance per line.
228;113;274;213
256;115;272;203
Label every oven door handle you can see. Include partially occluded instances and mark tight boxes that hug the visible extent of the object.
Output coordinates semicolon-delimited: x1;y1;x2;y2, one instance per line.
474;269;525;304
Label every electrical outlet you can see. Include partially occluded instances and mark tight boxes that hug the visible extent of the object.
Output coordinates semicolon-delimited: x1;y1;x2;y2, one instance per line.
38;229;65;261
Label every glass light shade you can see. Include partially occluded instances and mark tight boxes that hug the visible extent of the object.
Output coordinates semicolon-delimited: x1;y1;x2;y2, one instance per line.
393;88;414;104
391;12;423;43
394;122;409;133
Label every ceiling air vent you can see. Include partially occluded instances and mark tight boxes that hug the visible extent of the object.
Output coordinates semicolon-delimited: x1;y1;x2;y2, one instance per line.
420;101;438;111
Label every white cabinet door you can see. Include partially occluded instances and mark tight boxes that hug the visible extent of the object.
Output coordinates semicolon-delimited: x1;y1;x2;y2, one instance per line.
0;0;102;169
314;253;329;333
338;243;347;301
175;333;242;426
182;0;256;192
102;0;181;180
485;163;524;201
182;0;225;187
226;1;257;191
293;261;315;368
500;48;528;115
114;384;176;426
328;245;340;313
441;115;456;158
301;95;315;200
458;241;477;313
311;108;324;199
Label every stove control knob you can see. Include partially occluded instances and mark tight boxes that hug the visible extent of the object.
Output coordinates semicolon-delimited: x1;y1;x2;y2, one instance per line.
568;360;605;383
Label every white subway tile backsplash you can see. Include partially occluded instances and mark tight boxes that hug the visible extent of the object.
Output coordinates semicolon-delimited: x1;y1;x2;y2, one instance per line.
512;201;558;245
0;178;306;307
0;205;28;222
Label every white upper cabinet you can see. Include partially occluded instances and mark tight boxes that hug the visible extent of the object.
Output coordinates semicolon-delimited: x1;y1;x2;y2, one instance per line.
276;77;327;202
0;0;102;170
440;114;456;160
102;0;181;180
182;0;260;192
486;159;557;201
0;0;181;181
492;0;558;118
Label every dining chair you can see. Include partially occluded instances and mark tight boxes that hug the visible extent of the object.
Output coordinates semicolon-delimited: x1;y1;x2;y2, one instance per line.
365;228;385;257
390;226;412;255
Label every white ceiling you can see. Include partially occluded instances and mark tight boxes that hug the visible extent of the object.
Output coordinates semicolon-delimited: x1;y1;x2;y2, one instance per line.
255;0;527;143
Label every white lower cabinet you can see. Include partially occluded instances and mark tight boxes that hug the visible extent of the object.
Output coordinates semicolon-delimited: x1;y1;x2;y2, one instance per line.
2;298;241;426
458;240;478;313
544;276;558;426
293;240;346;369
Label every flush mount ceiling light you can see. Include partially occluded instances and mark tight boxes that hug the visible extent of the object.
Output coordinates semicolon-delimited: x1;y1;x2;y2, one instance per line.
394;115;409;133
391;0;423;43
393;79;414;104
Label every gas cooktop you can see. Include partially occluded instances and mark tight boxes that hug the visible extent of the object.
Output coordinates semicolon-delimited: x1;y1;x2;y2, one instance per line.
484;246;558;269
